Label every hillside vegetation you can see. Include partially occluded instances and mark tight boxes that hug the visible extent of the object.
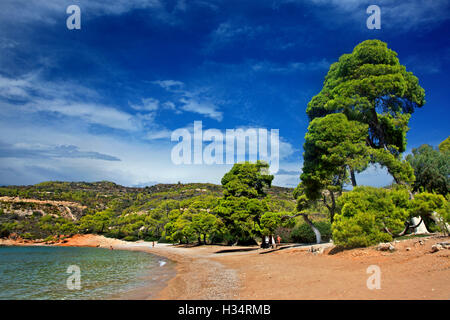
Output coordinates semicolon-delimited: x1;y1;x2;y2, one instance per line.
0;181;305;242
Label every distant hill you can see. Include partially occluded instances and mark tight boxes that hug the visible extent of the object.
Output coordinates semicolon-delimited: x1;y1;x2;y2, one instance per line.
0;181;297;241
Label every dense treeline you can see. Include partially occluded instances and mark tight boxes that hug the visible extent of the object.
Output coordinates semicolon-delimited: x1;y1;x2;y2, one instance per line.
0;179;311;243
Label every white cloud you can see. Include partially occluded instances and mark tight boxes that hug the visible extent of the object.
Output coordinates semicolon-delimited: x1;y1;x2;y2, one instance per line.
152;80;184;91
153;79;223;121
179;97;223;121
33;99;139;131
130;98;160;111
162;101;177;111
277;138;296;160
0;72;151;131
353;164;394;188
0;142;120;161
0;0;163;26
145;128;173;140
0;76;230;186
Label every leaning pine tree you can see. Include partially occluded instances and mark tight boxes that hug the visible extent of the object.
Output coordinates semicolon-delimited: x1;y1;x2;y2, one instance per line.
295;39;426;244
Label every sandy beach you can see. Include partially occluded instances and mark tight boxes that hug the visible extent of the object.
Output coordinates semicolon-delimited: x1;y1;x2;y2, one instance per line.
2;234;449;300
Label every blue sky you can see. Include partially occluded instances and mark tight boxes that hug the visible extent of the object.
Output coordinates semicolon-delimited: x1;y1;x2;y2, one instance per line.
0;0;449;187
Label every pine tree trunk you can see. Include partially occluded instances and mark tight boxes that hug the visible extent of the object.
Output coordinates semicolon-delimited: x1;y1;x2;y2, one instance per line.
350;169;357;187
301;214;321;244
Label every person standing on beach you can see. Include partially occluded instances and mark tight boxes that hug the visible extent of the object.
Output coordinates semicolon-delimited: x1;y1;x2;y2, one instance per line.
262;235;269;249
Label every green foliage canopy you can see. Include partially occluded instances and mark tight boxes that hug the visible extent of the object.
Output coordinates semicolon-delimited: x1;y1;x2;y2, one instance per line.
301;113;370;199
215;161;274;243
305;39;425;185
439;136;450;153
406;144;449;195
332;186;410;248
221;161;273;198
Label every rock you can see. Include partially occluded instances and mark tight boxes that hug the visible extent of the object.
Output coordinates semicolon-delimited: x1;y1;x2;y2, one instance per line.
406;247;411;251
377;243;392;251
310;246;324;254
419;240;424;245
388;244;396;252
431;244;442;253
437;242;450;249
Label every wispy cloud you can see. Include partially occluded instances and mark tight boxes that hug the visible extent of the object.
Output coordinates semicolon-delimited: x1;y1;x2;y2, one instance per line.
0;0;163;26
403;54;443;75
179;97;223;121
144;128;173;140
152;80;184;91
0;142;120;161
251;59;330;74
209;20;267;45
130;98;160;111
303;0;450;32
0;72;150;131
153;80;223;121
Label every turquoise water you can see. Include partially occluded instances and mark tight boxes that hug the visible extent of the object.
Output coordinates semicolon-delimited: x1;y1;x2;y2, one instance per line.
0;246;174;300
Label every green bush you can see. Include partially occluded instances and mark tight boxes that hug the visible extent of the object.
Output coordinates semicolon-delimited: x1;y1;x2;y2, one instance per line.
208;229;234;245
409;192;448;233
123;235;138;241
291;220;331;243
43;235;56;242
331;186;409;248
157;234;169;243
332;210;392;248
22;232;34;240
274;227;292;243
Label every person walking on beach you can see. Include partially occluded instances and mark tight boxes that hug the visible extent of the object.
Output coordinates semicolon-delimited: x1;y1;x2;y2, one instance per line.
152;241;155;248
277;235;281;245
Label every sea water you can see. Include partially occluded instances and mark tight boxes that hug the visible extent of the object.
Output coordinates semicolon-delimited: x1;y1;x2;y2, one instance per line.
0;246;174;300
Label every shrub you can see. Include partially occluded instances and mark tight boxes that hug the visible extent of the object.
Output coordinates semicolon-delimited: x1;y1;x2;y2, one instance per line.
22;232;35;240
43;235;57;242
208;229;233;245
157;234;169;243
331;186;409;248
409;192;449;234
123;235;138;241
332;210;392;248
291;220;331;243
273;226;292;243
